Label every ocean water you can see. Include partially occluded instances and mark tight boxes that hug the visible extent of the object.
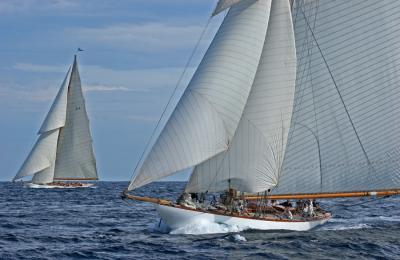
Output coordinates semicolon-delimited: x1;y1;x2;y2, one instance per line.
0;181;399;259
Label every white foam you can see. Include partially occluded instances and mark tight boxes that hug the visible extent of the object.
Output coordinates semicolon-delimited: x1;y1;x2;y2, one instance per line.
375;216;400;222
150;219;171;233
168;218;247;235
232;234;247;242
320;223;371;231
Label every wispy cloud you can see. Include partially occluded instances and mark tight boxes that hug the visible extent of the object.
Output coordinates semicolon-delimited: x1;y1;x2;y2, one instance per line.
0;0;79;14
13;63;66;73
83;85;132;92
126;115;158;123
0;86;57;102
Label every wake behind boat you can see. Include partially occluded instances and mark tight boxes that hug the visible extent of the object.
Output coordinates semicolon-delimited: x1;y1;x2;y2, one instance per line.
123;0;400;232
13;55;99;188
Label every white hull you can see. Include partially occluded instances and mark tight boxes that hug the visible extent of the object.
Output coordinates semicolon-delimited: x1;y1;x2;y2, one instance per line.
24;182;95;189
156;204;330;231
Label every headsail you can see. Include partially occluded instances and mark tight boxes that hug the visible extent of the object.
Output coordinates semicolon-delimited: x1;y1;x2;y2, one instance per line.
14;130;60;183
128;0;272;191
53;56;98;181
39;68;71;134
14;68;71;184
186;0;297;193
273;0;400;195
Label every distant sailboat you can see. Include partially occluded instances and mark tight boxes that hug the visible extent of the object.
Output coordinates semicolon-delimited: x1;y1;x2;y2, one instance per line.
13;55;98;188
123;0;400;231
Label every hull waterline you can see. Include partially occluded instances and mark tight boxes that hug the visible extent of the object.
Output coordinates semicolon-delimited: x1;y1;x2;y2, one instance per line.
155;204;331;231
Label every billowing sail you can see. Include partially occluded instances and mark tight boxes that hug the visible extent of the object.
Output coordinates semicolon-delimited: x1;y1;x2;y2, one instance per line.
186;0;297;193
273;0;400;195
14;129;60;183
53;57;98;180
128;0;273;191
212;0;244;16
14;68;71;184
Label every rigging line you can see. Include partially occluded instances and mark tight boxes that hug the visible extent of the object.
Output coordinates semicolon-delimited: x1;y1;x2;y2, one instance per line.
127;16;213;189
304;0;323;192
299;6;373;168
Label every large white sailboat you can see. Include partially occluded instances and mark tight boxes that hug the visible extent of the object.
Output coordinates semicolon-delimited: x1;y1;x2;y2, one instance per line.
13;56;98;189
123;0;400;231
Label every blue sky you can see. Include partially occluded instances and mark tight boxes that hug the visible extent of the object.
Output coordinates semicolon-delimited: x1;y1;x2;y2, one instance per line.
0;0;225;181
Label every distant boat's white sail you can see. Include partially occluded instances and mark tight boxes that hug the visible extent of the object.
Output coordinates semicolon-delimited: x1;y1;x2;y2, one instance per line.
212;0;245;16
14;56;97;184
274;0;400;195
186;0;297;193
14;129;60;183
54;57;98;180
128;0;273;191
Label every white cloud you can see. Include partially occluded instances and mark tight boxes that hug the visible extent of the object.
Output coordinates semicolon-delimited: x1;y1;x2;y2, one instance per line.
81;65;194;91
0;0;78;14
126;115;158;123
83;85;132;92
13;63;66;73
13;62;194;91
0;86;57;102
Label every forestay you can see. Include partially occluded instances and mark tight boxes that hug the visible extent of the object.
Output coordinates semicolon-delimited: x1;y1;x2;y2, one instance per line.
274;0;400;195
54;57;98;180
128;0;272;191
186;0;297;193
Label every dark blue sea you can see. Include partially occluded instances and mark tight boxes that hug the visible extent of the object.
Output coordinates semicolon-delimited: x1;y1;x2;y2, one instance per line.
0;182;399;259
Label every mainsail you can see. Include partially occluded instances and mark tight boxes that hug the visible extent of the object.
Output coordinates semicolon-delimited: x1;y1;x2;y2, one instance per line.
53;57;98;181
186;0;297;193
128;0;273;191
14;56;98;184
273;0;400;195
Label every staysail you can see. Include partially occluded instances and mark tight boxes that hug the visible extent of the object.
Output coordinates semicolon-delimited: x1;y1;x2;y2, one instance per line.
273;0;400;195
128;0;273;191
186;0;297;193
53;57;98;181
